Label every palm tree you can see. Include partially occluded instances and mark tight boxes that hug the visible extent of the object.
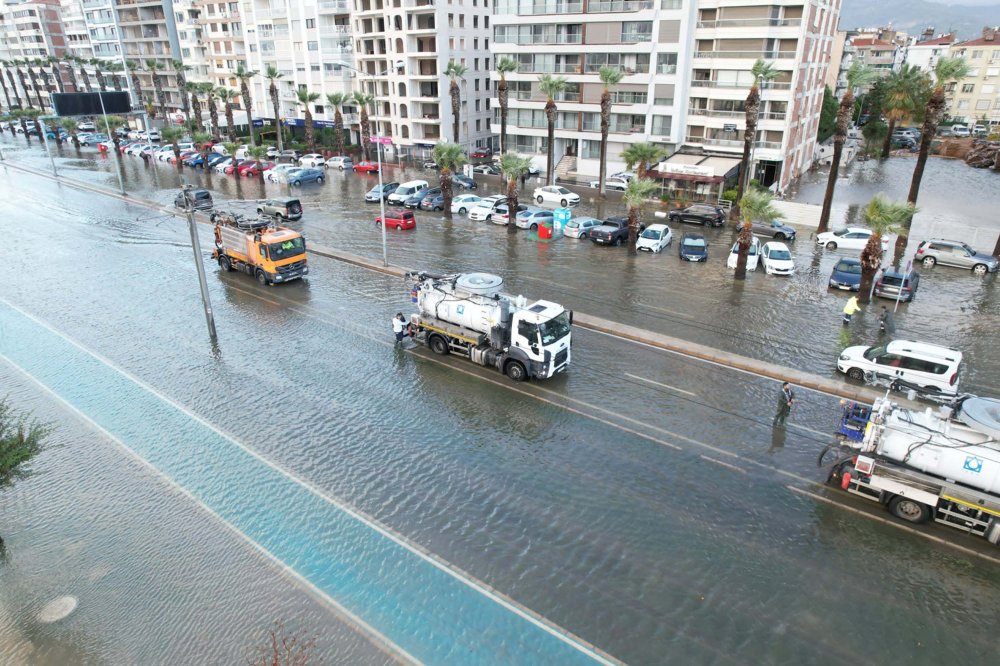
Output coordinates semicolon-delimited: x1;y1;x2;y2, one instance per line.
879;65;925;159
818;63;876;233
500;153;532;235
248;145;268;181
597;66;625;198
0;62;13;111
858;194;913;303
734;189;782;280
444;60;467;144
22;108;43;141
326;92;347;157
36;59;54;100
13;61;32;110
75;56;92;93
4;62;22;110
185;81;202;131
898;56;970;264
46;56;63;93
353;91;374;161
732;59;778;221
145;59;166;118
223;141;239;162
621;142;665;179
538;74;567;185
103;115;127;153
495;57;518;154
172;59;192;123
126;61;144;107
623;178;659;256
199;82;219;136
1;112;17;137
105;61;124;92
432;142;467;220
161;126;185;169
91;58;107;92
26;61;44;109
58;117;80;148
265;65;283;152
60;56;78;93
235;64;258;146
193;131;212;169
216;87;237;142
296;87;321;151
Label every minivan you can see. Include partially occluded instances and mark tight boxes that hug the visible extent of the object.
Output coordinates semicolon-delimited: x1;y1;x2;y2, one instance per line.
949;124;970;138
837;340;963;395
387;180;429;205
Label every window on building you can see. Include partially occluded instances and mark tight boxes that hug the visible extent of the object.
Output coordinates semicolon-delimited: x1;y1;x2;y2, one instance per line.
476;119;481;131
474;16;478;28
315;105;324;114
957;99;969;109
485;58;490;70
620;21;652;43
581;140;601;159
976;99;990;110
656;53;677;75
972;50;983;59
312;64;320;71
448;14;454;28
611;90;647;104
651;115;671;135
962;83;975;93
306;18;315;28
474;78;480;91
308;41;318;50
459;15;464;28
474;38;479;50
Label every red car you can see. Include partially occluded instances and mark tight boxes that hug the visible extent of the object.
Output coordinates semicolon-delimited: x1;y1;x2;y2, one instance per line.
353;161;380;173
118;140;137;154
224;159;253;175
240;161;274;177
171;150;199;164
470;147;493;158
376;210;415;230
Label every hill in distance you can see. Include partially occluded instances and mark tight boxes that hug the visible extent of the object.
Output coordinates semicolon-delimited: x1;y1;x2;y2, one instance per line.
839;0;1000;41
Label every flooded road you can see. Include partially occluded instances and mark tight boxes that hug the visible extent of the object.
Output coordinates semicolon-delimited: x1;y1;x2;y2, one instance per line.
1;164;1000;663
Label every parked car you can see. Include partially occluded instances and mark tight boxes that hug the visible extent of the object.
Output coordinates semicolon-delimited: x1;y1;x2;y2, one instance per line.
286;167;325;185
224;159;251;174
564;216;603;239
365;182;400;202
174;150;200;164
837;340;963;395
237;160;270;176
257;197;303;221
420;193;446;211
453;174;477;190
127;142;155;156
490;202;527;225
636;224;673;253
353;161;381;173
277;149;302;162
949;124;971;138
913;239;998;275
470;147;493;158
212;157;234;172
669;204;725;227
588;178;629;191
79;133;108;146
146;129;161;142
589;217;631;246
184;153;211;167
405;186;441;209
742;218;796;241
77;121;96;131
533;185;581;208
828;257;862;291
473;163;501;176
298;153;326;168
267;164;301;182
327;156;354;170
874;269;920;302
376;209;416;230
388;180;429;205
234;144;252;160
815;226;888;252
515;207;554;231
678;233;708;261
727;237;761;271
422;159;438;169
450;194;481;215
468;195;507;222
264;145;280;159
174;188;214;211
760;241;795;275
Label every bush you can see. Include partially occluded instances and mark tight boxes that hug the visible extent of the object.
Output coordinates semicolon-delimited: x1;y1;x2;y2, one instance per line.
720;188;738;203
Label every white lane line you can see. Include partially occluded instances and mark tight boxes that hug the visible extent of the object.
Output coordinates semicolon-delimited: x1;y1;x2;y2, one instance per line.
624;373;698;397
788;422;834;438
699;455;748;474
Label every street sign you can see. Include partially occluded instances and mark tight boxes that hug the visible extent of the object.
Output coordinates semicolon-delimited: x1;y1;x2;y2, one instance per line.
370;136;393;145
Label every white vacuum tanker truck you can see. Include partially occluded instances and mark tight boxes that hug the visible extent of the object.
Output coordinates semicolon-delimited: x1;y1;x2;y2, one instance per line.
405;272;572;381
825;392;1000;545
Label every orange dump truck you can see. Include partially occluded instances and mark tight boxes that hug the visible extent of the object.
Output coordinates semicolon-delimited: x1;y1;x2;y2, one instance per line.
211;217;308;285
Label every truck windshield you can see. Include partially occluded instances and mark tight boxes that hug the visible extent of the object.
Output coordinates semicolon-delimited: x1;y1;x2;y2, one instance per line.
538;312;571;345
269;237;305;260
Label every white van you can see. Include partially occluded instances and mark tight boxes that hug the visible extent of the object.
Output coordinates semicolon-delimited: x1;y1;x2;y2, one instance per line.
949;124;970;138
387;179;429;205
837;340;963;395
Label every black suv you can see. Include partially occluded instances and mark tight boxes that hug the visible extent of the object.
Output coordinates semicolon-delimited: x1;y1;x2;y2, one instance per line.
669;204;725;227
588;216;642;246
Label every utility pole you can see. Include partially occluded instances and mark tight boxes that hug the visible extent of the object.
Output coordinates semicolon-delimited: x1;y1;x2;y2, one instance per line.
183;186;218;341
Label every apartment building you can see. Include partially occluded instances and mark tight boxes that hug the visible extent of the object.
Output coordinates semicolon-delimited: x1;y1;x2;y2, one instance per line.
114;0;181;115
61;0;93;59
948;27;1000;127
904;28;954;75
849;29;904;90
825;29;847;96
0;0;67;60
81;0;123;62
351;0;492;156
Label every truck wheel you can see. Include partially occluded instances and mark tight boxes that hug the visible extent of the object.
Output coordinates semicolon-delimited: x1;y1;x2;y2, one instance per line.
219;255;233;272
429;335;449;356
847;367;865;381
506;361;527;382
256;270;268;286
888;495;931;524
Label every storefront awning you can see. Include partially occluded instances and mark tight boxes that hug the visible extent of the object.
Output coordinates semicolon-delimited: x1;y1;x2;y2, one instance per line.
647;170;724;184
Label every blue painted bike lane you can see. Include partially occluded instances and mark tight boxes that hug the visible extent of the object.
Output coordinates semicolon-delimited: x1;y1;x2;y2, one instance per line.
0;300;616;666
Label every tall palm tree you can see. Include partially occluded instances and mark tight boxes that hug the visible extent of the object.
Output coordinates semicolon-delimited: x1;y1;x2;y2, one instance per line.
193;131;212;169
2;112;18;137
623;178;659;256
500;153;532;235
444;60;467;144
14;61;33;109
171;59;191;123
145;59;166;118
76;56;93;93
898;56;970;264
734;189;782;280
22;108;43;140
733;59;778;221
199;82;219;136
621;142;665;179
296;88;320;151
4;62;22;110
235;64;258;146
248;145;268;181
91;58;107;92
216;87;237;142
58;117;80;148
0;62;13;111
538;74;567;185
26;61;44;109
265;64;283;152
879;65;925;159
36;59;54;99
353;91;374;161
432;142;467;220
326;92;347;157
818;63;876;234
184;81;203;131
60;55;78;93
105;61;125;92
597;66;625;198
126;60;144;106
12;108;29;137
858;194;913;303
495;57;517;154
46;56;63;93
161;126;185;169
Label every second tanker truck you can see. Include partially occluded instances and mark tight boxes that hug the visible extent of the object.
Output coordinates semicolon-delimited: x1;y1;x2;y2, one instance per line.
405;272;572;381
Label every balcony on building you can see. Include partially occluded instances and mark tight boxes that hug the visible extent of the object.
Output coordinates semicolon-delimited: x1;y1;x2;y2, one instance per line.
117;6;165;25
413;102;439;122
690;69;792;90
406;13;434;32
685;126;783;151
406;0;435;12
693;36;798;61
695;4;802;30
356;0;385;14
493;0;583;16
318;0;350;13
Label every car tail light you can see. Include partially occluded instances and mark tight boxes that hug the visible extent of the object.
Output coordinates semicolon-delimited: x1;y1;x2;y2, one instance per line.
950;372;958;386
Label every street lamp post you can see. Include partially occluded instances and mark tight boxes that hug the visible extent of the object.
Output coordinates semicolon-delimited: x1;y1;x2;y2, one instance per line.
181;185;218;341
372;135;390;267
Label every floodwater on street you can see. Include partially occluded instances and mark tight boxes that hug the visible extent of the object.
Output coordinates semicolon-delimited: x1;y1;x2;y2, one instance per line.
2;137;1000;664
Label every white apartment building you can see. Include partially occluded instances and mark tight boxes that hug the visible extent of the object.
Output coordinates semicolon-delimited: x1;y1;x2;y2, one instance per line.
905;30;955;75
81;0;122;62
114;0;182;115
61;0;93;59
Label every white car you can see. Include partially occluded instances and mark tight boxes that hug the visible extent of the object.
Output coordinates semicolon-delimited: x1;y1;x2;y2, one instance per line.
533;185;581;208
299;153;326;168
154;146;176;160
760;241;795;275
127;129;146;140
468;195;507;222
451;194;482;215
125;142;153;156
267;164;300;182
588;178;629;191
234;144;252;160
816;227;890;252
146;129;161;142
213;157;234;173
563;216;603;239
636;224;673;253
727;236;761;271
77;121;96;131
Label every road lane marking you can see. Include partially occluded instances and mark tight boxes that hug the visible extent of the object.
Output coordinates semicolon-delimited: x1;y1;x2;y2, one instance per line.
788;423;833;438
699;455;748;474
624;373;698;396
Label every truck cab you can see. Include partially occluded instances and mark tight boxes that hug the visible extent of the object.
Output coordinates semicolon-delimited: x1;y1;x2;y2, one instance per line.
510;301;572;378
